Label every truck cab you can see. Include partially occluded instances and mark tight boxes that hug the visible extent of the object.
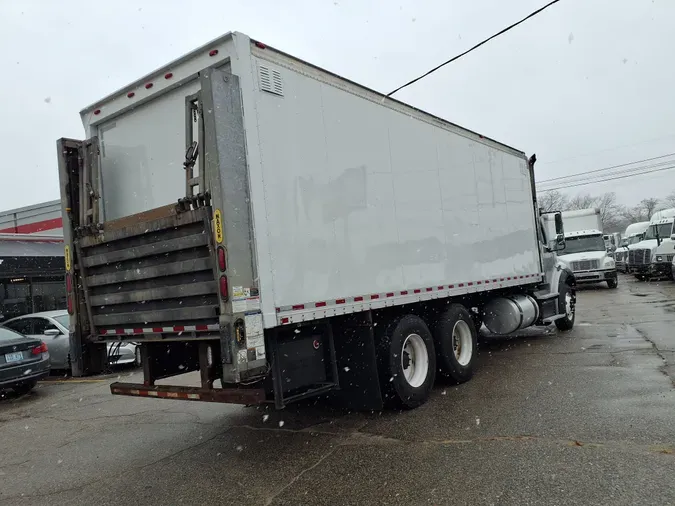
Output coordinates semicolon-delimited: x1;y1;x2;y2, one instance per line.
629;208;675;279
558;230;617;288
615;221;649;273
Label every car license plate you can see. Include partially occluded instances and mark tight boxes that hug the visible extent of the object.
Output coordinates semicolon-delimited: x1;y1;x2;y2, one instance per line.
5;352;23;363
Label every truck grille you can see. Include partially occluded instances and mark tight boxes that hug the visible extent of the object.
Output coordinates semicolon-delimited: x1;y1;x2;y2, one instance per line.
632;249;650;265
666;254;674;263
570;259;600;272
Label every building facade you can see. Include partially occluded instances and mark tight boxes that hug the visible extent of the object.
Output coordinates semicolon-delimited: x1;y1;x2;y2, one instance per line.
0;201;65;321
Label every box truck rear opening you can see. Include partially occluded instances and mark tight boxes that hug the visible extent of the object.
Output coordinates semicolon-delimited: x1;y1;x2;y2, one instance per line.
56;32;576;411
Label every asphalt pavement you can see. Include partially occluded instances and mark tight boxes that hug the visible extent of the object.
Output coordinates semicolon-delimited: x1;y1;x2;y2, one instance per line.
1;274;674;505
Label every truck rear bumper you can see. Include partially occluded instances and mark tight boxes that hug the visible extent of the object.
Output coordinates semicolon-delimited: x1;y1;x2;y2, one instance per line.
573;269;616;284
110;382;266;405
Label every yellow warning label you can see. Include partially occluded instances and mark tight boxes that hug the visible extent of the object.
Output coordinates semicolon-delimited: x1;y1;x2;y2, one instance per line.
64;245;71;271
214;209;224;244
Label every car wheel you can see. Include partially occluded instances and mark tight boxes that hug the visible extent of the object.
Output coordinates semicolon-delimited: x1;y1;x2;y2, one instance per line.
607;278;618;289
378;314;436;409
13;382;36;395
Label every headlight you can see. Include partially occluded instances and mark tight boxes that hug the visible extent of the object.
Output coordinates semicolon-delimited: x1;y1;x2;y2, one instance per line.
656;256;663;262
603;257;615;268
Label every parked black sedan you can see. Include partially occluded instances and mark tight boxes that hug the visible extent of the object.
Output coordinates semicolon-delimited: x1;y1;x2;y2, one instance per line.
0;326;50;395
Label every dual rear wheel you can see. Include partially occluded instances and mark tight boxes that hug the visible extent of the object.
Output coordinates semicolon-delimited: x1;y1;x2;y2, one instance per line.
378;304;478;409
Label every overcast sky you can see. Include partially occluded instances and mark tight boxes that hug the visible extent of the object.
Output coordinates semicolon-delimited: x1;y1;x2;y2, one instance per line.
1;0;674;212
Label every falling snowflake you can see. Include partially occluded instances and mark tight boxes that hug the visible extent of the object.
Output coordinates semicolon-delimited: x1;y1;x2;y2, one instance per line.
278;420;285;427
343;366;350;372
442;390;447;395
475;418;480;426
262;414;269;422
236;445;243;452
57;459;63;464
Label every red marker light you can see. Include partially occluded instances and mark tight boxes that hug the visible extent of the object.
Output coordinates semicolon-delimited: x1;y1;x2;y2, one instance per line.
164;72;173;79
127;92;135;98
145;83;153;89
217;247;226;271
254;41;266;49
209;49;219;57
32;342;48;355
219;275;229;301
93;109;101;115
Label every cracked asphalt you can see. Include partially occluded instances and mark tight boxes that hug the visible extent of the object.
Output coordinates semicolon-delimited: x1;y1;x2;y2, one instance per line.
1;274;674;505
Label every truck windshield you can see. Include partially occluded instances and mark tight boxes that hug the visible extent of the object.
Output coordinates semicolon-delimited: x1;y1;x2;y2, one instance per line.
644;223;673;240
564;235;606;254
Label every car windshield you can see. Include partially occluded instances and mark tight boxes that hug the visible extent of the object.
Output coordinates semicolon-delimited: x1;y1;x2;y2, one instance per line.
628;235;643;245
644;223;673;240
564;235;606;254
0;327;26;341
53;315;69;328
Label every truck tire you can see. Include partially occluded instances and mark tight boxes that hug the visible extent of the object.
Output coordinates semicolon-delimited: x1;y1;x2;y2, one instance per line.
607;278;618;289
378;314;436;409
554;282;575;331
433;304;477;384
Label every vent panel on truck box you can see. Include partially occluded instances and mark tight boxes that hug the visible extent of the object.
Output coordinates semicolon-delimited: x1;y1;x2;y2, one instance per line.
77;207;219;335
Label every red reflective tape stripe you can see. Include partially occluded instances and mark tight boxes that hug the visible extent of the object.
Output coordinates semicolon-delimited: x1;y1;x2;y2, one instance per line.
437;286;444;290
281;317;289;324
507;277;512;280
400;291;408;295
519;275;524;279
476;281;482;285
196;324;208;331
354;296;363;302
174;325;185;332
0;217;63;234
152;327;163;333
500;278;505;281
315;301;326;307
386;292;394;298
100;329;108;335
485;280;490;284
292;304;305;310
448;284;454;289
458;283;464;287
115;328;125;335
133;328;143;334
371;294;380;299
336;299;346;304
493;279;498;282
426;288;433;292
413;289;421;294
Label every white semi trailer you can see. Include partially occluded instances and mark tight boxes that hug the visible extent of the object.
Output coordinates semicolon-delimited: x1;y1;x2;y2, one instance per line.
56;32;575;410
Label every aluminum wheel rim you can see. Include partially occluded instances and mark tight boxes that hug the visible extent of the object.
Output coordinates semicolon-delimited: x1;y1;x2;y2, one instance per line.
401;333;429;388
565;292;574;319
452;320;473;366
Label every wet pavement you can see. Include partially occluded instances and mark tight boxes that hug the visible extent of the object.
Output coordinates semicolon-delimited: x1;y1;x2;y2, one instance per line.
1;274;674;505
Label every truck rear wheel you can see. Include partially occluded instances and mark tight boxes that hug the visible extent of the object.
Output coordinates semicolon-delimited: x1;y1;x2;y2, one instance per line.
378;315;436;409
433;304;477;384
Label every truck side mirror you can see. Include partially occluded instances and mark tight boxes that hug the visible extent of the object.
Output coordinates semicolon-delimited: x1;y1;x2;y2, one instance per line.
671;233;675;241
555;233;565;251
554;213;564;235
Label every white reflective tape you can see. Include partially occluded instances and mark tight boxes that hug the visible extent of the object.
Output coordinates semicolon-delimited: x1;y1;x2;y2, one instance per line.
166;392;179;398
130;389;140;395
147;391;159;397
187;393;200;400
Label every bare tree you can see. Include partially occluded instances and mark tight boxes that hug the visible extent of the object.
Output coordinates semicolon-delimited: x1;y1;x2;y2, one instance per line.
663;191;675;209
567;193;597;211
537;190;568;212
640;198;660;218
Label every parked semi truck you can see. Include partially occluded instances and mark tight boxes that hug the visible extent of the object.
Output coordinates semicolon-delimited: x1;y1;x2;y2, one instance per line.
614;221;649;273
629;208;675;279
546;208;617;288
56;32;576;410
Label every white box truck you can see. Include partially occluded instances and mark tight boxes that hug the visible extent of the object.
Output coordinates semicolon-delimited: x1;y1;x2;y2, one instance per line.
547;208;617;288
629;208;675;280
56;32;576;410
615;221;649;273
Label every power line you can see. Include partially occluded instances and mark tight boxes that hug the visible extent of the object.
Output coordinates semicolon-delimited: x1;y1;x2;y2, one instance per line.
537;164;675;192
386;0;562;97
537;159;675;189
536;152;675;184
